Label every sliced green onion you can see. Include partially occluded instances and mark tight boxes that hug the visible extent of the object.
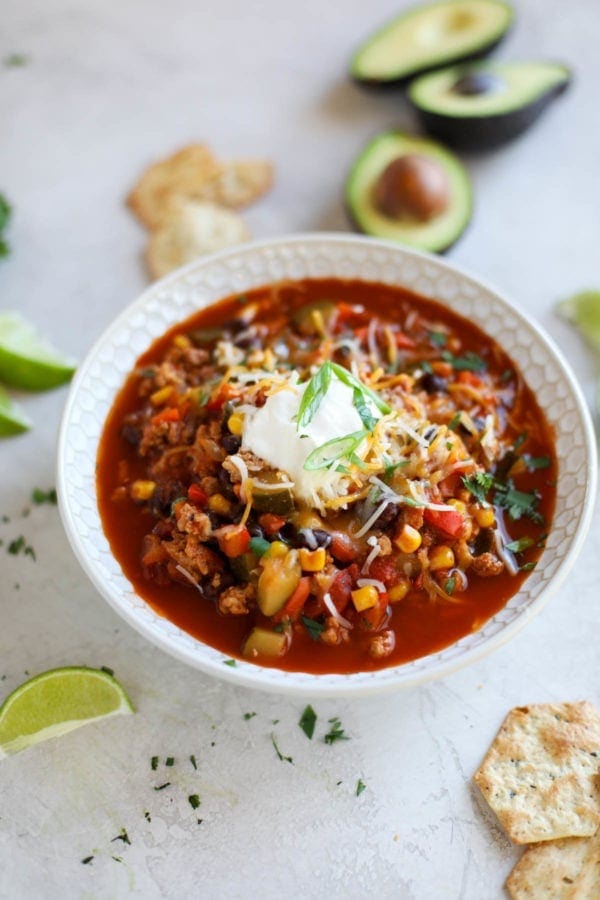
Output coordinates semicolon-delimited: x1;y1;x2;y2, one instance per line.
329;362;391;415
303;430;368;471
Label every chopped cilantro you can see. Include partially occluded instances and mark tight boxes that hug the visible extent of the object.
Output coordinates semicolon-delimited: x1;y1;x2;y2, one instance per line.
356;778;367;797
301;616;324;641
4;54;28;67
273;621;286;633
165;757;174;767
444;576;456;595
494;482;543;524
243;712;257;721
537;532;548;549
429;331;447;348
7;535;35;559
523;455;551;470
271;734;293;764
419;360;433;374
31;488;57;505
500;369;513;383
520;561;537;572
462;472;494;505
446;441;453;451
151;757;159;770
223;658;237;667
111;829;130;845
504;536;534;553
190;754;197;769
188;794;201;810
324;717;349;745
441;350;486;372
299;704;317;740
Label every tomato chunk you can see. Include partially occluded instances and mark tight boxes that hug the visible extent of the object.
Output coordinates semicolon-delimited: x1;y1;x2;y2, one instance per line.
423;508;463;538
187;483;208;507
214;525;251;558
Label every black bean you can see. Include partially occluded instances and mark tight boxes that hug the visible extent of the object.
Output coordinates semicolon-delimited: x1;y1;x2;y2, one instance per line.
247;523;265;539
472;529;494;556
222;433;241;455
311;528;333;549
277;523;297;544
217;467;237;499
418;373;447;394
375;503;400;531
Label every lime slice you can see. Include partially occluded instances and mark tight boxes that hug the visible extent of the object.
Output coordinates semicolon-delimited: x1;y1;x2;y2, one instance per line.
0;667;134;757
0;385;31;435
556;291;600;356
0;312;76;390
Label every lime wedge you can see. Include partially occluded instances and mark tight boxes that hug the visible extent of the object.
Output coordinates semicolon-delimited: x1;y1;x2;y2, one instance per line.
556;291;600;356
0;667;134;757
0;384;31;435
0;312;76;390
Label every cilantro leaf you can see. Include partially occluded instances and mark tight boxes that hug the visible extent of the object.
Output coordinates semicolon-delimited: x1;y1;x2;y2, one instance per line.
504;536;535;553
356;778;367;797
429;331;447;348
441;350;486;372
271;734;294;764
324;717;349;745
523;455;551;470
301;616;324;641
494;482;543;524
299;704;317;740
461;472;494;505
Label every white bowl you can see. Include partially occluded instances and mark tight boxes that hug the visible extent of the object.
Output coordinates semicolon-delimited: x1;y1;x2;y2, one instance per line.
57;234;597;696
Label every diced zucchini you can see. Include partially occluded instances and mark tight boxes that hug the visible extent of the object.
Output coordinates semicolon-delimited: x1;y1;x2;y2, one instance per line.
242;627;288;658
257;551;302;616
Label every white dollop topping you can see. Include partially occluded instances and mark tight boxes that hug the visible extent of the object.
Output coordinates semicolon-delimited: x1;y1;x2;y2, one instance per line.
242;378;378;503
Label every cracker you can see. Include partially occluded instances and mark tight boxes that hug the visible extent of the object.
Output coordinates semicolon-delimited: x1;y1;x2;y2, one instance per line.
146;200;250;279
506;828;600;899
473;702;600;844
194;160;274;209
127;144;220;229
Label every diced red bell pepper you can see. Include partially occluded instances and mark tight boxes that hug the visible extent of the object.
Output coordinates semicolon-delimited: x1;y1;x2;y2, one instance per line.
423;508;464;538
187;483;208;507
151;407;180;426
395;332;416;349
457;371;484;387
358;591;388;631
329;563;359;612
258;513;286;536
206;383;237;412
214;525;251;558
272;576;311;623
329;532;359;563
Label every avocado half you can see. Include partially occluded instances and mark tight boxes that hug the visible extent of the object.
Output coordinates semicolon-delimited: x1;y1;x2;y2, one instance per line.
350;0;513;85
409;61;572;148
345;132;472;253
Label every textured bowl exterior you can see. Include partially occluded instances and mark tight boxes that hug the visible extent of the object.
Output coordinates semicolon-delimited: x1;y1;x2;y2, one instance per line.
57;234;597;696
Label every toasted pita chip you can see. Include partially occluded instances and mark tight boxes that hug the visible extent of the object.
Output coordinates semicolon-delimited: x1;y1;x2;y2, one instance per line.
146;200;250;279
506;828;600;899
193;160;274;209
127;144;219;229
474;702;600;844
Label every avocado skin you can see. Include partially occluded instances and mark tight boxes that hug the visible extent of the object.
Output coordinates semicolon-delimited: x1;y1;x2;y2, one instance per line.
412;79;571;149
353;34;509;88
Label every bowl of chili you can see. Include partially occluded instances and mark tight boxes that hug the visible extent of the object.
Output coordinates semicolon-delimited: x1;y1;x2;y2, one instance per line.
57;234;597;696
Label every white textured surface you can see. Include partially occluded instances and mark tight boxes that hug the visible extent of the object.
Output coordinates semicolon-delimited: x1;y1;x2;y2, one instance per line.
1;1;600;898
57;235;596;696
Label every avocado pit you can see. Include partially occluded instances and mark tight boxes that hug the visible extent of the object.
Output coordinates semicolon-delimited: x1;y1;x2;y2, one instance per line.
373;153;450;222
453;71;504;96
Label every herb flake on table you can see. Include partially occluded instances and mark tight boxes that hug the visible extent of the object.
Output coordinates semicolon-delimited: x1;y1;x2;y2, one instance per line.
356;778;367;797
153;782;171;791
299;704;317;740
223;658;236;667
271;734;293;764
190;754;197;769
81;856;94;865
110;828;131;846
151;756;159;771
324;717;349;745
243;711;257;720
165;756;174;767
4;54;28;67
188;794;201;810
7;535;36;559
31;487;58;505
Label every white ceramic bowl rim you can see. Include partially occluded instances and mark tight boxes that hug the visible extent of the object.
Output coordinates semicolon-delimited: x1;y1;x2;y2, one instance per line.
57;233;597;696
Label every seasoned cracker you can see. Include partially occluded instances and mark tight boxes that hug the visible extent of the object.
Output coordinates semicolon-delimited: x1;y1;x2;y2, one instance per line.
146;200;250;279
506;828;600;899
474;702;600;844
127;144;219;229
194;160;274;209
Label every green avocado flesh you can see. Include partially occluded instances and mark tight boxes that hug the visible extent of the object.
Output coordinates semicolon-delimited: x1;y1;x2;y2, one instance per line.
350;0;513;84
345;132;472;253
409;61;571;116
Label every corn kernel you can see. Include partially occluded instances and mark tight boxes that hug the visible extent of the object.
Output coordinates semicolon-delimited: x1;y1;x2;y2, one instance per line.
130;480;156;502
150;385;174;406
447;499;467;515
264;540;289;559
474;507;495;528
227;412;244;436
208;494;233;516
173;334;191;350
395;524;422;554
351;585;379;612
299;547;326;572
429;545;455;571
388;578;410;603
